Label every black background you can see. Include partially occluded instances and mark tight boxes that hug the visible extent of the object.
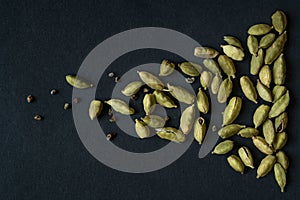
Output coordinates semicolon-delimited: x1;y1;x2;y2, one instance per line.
1;0;300;199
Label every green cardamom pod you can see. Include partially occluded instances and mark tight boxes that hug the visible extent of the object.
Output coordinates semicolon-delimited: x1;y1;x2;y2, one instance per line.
227;155;245;174
218;77;233;103
221;45;245;61
143;94;156;115
274;112;288;132
66;75;93;89
167;83;195;104
273;132;287;151
262;119;275;146
200;71;213;90
121;81;143;96
180;104;195;135
274;163;287;192
218;124;246;139
250;48;264;75
265;31;287;65
272;10;287;34
269;90;290;118
222;97;242;126
194;47;219;58
196;88;209;114
135;119;150;139
247;35;259;56
156;127;186;143
211;73;222;94
238;146;255;169
217;55;236;78
240;76;258;104
89;100;103;120
105;99;135;115
178;62;203;77
237;127;259;138
248;24;273;36
141;115;166;128
276;151;289;171
153;90;177;108
259;65;272;88
256;79;273;102
223;36;243;50
203;58;222;76
252;136;274;155
272;85;287;103
211;140;234;154
259;33;276;48
256;155;276;178
253;104;270;128
137;71;164;90
159;59;175;76
273;54;286;85
194;117;207;144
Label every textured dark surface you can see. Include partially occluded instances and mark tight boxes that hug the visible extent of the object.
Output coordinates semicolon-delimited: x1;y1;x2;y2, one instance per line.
1;0;300;199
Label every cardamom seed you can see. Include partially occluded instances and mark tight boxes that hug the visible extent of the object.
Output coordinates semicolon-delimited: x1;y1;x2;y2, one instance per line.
156;127;186;143
217;55;236;78
135;119;150;139
269;90;290;118
276;151;289;171
143;94;156;115
272;85;287;103
250;48;264;75
273;54;286;85
238;146;255;169
159;59;175;76
222;96;242;126
194;46;219;58
196;88;209;114
89;100;103;120
218;124;246;139
217;77;233;103
137;71;164;90
256;155;276;178
259;33;276;48
211;73;222;94
274;112;288;132
248;24;273;36
141;115;166;128
167;83;195;104
223;36;243;50
203;58;222;76
200;71;213;90
227;155;245;174
178;62;203;77
265;31;287;65
247;35;259;56
121;81;143;96
272;10;287;34
263;119;275;146
240;76;258;103
221;45;245;61
211;140;234;154
194;117;207;144
105;99;135;115
274;163;287;192
256;79;273;102
259;65;272;88
180;104;195;134
273;132;287;151
153;90;177;108
237;127;259;138
253;104;270;128
252;136;274;155
66;75;93;89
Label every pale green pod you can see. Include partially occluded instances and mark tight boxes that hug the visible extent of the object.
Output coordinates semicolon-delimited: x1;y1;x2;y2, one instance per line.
168;83;195;104
274;163;287;192
256;155;276;178
240;76;258;103
265;31;287;65
194;46;219;58
203;58;222;76
211;73;222;94
217;55;236;78
200;71;213;90
121;81;143;96
263;119;275;146
221;45;245;61
180;104;195;134
250;48;264;75
256;79;273;102
178;62;203;77
105;99;135;115
237;127;259;138
273;54;286;85
227;155;245;174
143;94;156;115
156;127;186;143
276;151;289;171
211;140;234;154
238;146;255;169
248;24;273;36
218;124;246;139
137;71;164;90
223;36;243;50
222;96;242;126
153;90;177;108
273;132;287;151
196;88;209;114
275;112;288;132
253;104;270;128
259;33;276;48
135;119;150;139
217;77;233;103
159;59;175;76
272;10;287;34
252;136;274;155
141;115;166;128
194;117;207;144
66;75;93;89
247;35;259;56
259;65;272;88
269;90;290;118
89;100;103;120
272;85;287;103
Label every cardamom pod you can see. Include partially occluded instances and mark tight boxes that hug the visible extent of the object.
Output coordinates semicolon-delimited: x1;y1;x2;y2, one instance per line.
276;151;289;171
274;112;288;132
223;36;243;50
194;46;219;58
218;124;246;139
247;35;259;56
259;33;276;49
196;88;209;114
143;94;156;115
217;55;236;78
273;54;286;85
105;99;135;115
168;83;195;104
211;73;222;94
211;140;234;154
137;71;164;90
265;31;287;65
222;96;242;126
238;146;255;169
153;90;177;108
135;119;150;139
253;104;270;128
89;100;103;120
194;117;206;144
272;85;287;103
121;81;143;96
203;58;222;76
227;155;245;174
218;77;233;103
256;155;276;178
159;59;175;76
156;127;186;143
272;10;287;34
262;119;275;146
178;62;203;77
250;48;264;75
240;76;258;103
256;79;273;102
180;104;195;134
269;90;290;118
273;132;287;151
237;127;259;138
221;45;245;61
248;24;273;35
66;75;93;89
259;65;272;88
200;71;213;90
141;115;166;128
274;163;287;192
252;136;274;155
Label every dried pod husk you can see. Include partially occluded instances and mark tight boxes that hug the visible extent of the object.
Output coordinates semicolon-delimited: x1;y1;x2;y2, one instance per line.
121;81;143;96
259;65;272;88
237;127;259;138
227;155;245;174
272;85;287;103
256;79;273;102
263;119;275;146
273;54;286;85
196;88;209;114
265;31;287;65
269;90;290;118
222;96;242;126
194;46;219;58
238;146;255;169
89;100;103;120
203;58;222;76
221;45;245;61
247;35;259;56
259;33;276;49
272;10;287;34
273;132;287;151
240;76;258;103
223;36;243;50
217;55;236;78
180;104;195;134
211;140;234;154
250;48;264;75
274;163;287;192
178;62;203;76
256;155;276;178
143;94;156;115
105;99;135;115
137;71;164;90
194;117;207;144
248;24;273;36
141;115;166;128
156;127;186;143
275;112;288;132
218;124;246;139
135;119;150;139
276;151;289;171
200;71;213;90
217;77;233;103
253;104;270;128
66;75;93;89
159;59;175;76
252;136;274;155
211;73;222;94
167;83;195;104
153;90;177;108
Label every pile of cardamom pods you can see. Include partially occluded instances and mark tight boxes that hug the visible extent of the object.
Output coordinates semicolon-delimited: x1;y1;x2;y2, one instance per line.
65;10;289;192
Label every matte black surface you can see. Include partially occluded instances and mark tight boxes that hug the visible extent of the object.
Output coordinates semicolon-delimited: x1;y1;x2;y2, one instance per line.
1;0;300;199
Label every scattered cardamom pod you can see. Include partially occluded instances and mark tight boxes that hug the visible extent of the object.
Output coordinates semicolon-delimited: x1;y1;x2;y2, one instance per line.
273;54;286;85
218;124;246;139
223;36;243;50
274;163;287;192
138;71;164;90
247;35;259;56
253;104;270;128
121;81;143;96
256;155;276;178
203;58;222;76
153;90;177;108
217;77;233;103
276;151;289;171
272;10;287;34
272;85;287;103
273;132;287;151
89;100;103;120
217;55;236;78
66;75;93;89
178;62;203;77
252;136;274;155
196;88;209;114
274;112;288;132
167;83;195;104
211;73;222;94
248;24;273;36
159;59;175;76
227;155;245;174
200;71;213;90
250;48;264;75
265;31;287;65
259;65;272;88
141;115;166;128
194;117;207;144
237;127;259;138
240;76;258;103
105;99;135;115
222;96;242;126
156;127;186;143
180;104;195;135
135;119;150;139
211;140;234;154
259;33;276;48
221;45;245;61
256;79;273;102
269;90;290;118
194;46;219;58
143;94;156;115
238;146;255;169
262;119;275;146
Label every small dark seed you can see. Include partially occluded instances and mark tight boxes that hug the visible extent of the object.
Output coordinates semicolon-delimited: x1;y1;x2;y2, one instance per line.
27;95;34;103
185;77;195;84
130;94;138;100
50;89;58;95
143;88;149;93
64;103;71;110
108;72;115;78
106;133;116;141
114;76;120;82
73;98;79;104
34;115;43;121
109;116;116;122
